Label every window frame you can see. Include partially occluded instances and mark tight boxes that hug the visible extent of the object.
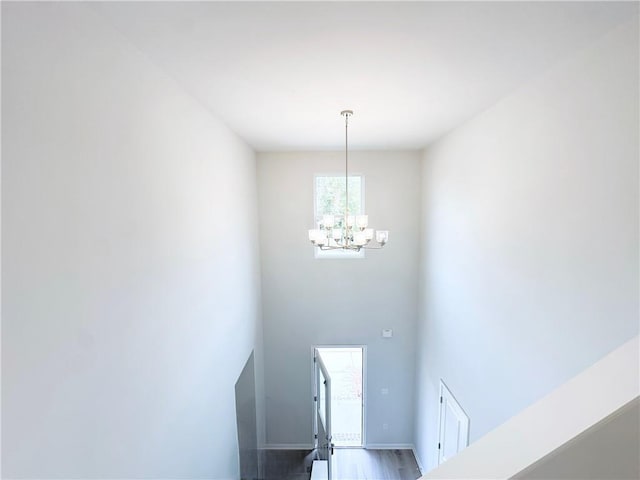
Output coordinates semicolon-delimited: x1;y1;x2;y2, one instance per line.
312;173;366;260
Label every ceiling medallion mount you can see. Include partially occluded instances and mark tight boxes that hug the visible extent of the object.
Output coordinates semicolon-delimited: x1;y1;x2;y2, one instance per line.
308;110;389;252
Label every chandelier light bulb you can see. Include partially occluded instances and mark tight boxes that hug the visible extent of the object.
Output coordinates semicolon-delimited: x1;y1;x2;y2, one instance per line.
354;232;367;246
376;230;389;245
323;214;335;228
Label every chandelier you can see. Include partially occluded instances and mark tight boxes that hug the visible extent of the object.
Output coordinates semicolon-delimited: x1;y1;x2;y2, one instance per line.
308;110;389;251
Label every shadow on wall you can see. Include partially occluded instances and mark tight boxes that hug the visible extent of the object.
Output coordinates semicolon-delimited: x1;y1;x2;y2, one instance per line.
235;351;259;480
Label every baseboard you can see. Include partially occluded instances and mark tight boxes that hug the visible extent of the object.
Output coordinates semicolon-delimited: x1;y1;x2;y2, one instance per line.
364;443;415;449
263;443;315;450
411;444;426;475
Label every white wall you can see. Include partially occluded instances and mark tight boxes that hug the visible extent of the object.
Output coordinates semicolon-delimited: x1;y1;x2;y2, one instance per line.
2;3;262;479
257;151;421;447
415;17;639;473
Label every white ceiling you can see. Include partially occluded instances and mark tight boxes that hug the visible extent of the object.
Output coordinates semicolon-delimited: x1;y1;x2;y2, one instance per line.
91;2;635;151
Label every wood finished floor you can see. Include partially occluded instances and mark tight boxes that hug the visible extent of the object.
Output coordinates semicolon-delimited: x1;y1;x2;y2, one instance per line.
262;448;422;480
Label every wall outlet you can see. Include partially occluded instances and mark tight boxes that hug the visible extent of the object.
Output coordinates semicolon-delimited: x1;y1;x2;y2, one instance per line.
381;388;389;395
383;423;389;431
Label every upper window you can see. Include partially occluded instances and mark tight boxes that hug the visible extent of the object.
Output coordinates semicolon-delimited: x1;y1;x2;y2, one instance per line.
314;175;364;259
315;175;362;219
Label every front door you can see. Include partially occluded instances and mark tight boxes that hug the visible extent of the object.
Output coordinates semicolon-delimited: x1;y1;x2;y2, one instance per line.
316;347;364;447
314;348;333;479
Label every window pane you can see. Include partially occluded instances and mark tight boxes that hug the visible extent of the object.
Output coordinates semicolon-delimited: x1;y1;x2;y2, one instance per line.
315;176;362;219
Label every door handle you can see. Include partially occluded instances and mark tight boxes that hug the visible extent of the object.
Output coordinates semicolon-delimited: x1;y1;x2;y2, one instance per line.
330;443;335;456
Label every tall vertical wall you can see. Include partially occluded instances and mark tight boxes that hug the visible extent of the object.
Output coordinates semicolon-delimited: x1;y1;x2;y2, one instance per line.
257;151;421;448
2;3;262;478
415;17;639;472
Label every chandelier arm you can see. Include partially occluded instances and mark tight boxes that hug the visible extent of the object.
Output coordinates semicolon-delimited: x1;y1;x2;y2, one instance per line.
318;244;385;251
318;245;361;252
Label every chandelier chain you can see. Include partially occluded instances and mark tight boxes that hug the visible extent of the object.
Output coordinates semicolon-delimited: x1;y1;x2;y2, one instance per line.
345;110;349;239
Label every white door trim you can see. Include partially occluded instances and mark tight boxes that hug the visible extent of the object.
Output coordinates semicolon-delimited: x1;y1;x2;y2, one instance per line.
311;345;367;448
437;379;470;465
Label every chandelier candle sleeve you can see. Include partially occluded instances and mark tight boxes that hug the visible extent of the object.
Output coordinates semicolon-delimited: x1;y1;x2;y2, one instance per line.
323;214;335;228
376;230;389;245
308;110;389;252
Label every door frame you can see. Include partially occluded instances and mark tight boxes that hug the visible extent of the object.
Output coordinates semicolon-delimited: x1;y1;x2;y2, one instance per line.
311;345;367;448
437;379;470;465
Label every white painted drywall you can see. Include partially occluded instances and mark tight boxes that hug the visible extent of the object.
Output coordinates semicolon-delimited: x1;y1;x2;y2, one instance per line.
91;2;636;150
257;151;421;447
2;3;262;479
415;16;639;473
